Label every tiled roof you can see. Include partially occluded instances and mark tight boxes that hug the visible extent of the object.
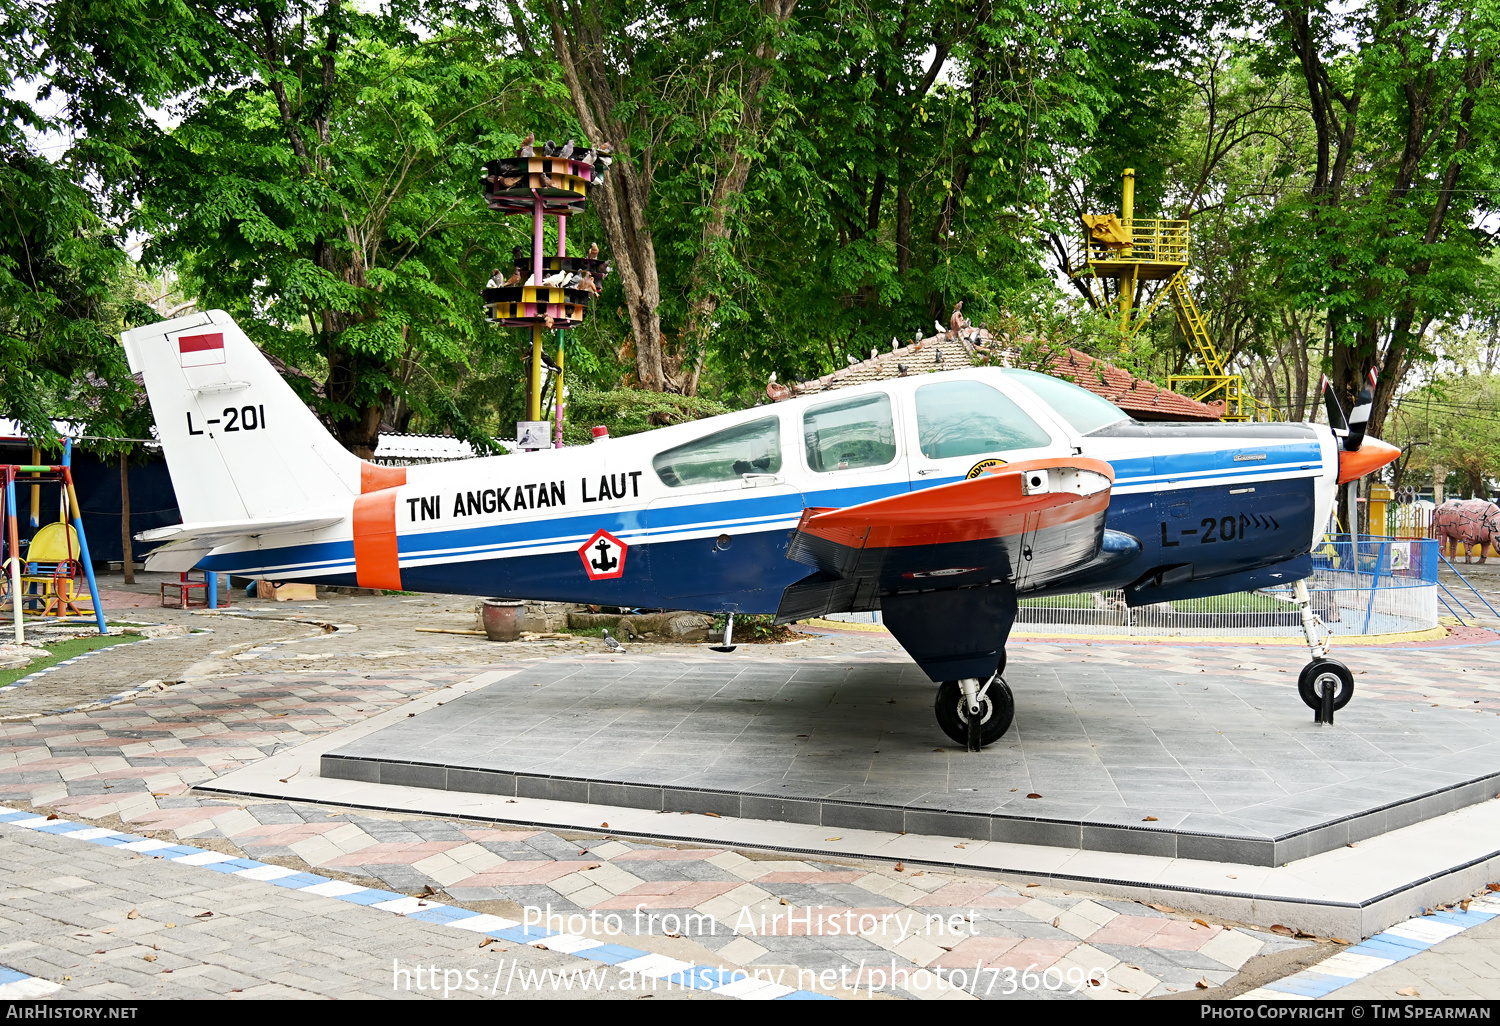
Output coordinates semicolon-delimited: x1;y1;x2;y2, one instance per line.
789;328;1224;421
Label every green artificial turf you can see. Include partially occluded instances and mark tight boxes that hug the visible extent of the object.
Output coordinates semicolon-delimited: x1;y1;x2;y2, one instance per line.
0;633;143;690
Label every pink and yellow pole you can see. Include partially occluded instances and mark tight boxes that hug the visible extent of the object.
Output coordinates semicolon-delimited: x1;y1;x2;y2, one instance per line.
5;468;22;644
529;197;545;422
555;213;567;448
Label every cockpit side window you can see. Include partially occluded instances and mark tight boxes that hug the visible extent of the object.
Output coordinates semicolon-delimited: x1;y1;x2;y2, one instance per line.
1001;368;1129;434
804;393;897;472
915;380;1051;459
652;416;782;487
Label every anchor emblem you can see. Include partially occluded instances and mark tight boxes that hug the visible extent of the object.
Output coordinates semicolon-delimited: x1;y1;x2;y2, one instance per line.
578;528;628;580
591;537;618;573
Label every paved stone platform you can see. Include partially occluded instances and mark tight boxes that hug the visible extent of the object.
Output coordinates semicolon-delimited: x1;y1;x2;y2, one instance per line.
323;659;1500;867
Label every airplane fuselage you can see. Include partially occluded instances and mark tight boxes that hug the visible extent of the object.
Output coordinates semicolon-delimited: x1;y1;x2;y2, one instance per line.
192;368;1339;613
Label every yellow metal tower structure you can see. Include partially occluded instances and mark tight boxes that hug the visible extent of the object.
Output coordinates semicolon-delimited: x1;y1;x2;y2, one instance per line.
1070;169;1276;422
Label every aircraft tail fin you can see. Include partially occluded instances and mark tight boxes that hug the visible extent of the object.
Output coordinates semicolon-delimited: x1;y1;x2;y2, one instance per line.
121;311;369;526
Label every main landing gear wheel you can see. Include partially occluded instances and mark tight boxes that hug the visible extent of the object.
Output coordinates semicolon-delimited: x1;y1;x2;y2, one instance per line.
935;675;1014;751
1298;658;1354;724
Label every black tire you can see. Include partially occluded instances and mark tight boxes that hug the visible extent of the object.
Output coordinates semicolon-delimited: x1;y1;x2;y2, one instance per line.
935;676;1015;748
1298;659;1354;711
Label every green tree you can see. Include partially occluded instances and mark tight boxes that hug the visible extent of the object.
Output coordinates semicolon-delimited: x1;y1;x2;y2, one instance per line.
46;0;575;455
1255;0;1500;437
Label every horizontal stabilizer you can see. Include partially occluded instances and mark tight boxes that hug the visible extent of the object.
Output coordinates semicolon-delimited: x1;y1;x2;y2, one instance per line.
138;514;345;573
137;515;345;547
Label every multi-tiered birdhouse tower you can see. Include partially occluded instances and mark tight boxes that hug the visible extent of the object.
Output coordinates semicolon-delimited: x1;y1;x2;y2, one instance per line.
481;136;613;447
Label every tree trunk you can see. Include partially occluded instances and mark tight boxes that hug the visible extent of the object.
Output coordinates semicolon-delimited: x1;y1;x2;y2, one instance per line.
896;181;912;274
119;453;134;586
547;1;666;391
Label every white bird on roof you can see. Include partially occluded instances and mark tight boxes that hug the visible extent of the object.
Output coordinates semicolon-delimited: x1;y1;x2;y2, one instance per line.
892;337;900;352
847;353;859;366
870;348;878;361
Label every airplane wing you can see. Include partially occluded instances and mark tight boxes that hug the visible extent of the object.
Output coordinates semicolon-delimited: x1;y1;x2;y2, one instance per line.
136;515;345;572
775;458;1135;622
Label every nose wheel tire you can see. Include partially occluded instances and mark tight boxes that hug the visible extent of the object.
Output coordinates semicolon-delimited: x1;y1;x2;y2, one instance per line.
1298;659;1354;712
935;676;1015;749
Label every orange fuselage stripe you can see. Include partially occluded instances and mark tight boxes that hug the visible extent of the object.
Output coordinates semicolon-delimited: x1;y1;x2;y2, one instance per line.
355;463;407;590
362;463;408;493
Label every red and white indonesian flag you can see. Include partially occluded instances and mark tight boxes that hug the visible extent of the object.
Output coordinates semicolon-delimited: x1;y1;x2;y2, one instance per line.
177;332;226;368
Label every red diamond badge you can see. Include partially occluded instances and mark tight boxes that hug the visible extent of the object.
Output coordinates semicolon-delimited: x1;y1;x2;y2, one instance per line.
579;528;627;581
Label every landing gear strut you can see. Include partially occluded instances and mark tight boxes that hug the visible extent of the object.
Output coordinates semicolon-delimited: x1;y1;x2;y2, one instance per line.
935;670;1014;751
1290;578;1353;724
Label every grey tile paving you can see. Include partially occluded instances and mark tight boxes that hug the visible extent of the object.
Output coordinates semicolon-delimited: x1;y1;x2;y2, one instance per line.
326;659;1500;865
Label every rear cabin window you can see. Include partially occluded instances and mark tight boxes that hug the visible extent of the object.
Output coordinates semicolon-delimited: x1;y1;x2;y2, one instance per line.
1002;368;1129;434
804;393;897;472
915;380;1052;459
652;416;782;487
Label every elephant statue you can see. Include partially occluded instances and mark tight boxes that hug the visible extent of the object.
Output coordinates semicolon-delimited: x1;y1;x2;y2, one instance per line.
1432;498;1500;563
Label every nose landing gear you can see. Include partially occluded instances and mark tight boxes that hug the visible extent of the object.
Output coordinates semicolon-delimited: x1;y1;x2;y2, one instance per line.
1291;579;1353;723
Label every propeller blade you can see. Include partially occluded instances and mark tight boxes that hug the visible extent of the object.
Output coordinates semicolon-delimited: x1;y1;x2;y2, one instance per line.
1345;368;1377;452
1321;374;1349;437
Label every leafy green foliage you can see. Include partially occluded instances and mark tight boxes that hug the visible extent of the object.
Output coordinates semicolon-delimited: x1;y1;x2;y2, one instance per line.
562;387;732;444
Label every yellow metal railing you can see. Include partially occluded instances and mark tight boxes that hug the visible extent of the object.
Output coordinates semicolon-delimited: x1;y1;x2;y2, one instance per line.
1070;170;1280;424
1073;218;1190;272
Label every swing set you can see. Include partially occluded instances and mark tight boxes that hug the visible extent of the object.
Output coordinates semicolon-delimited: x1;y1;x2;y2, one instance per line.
0;439;108;644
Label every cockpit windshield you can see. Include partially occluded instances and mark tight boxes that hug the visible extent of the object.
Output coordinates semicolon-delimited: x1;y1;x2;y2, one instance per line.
1001;369;1131;435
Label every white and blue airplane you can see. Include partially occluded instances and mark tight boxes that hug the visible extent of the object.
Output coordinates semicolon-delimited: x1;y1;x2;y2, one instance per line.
122;311;1400;750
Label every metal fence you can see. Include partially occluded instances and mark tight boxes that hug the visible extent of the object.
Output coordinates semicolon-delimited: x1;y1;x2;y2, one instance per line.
826;538;1440;638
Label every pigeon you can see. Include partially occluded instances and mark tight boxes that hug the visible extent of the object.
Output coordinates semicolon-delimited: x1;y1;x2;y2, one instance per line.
541;269;569;287
846;353;859;366
577;272;599;295
544;314;556;331
587;242;599;260
502;267;522;287
935;320;946;336
897;363;909;376
558;138;575;159
513;245;527;263
602;628;625;652
519;133;535;157
539;171;556;189
870;348;878;361
766;372;792;402
597;142;614;155
578;146;597;164
892;337;900;352
500;175;522;188
949;301;968;334
543;139;558;156
935;349;945;366
486;268;505;288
